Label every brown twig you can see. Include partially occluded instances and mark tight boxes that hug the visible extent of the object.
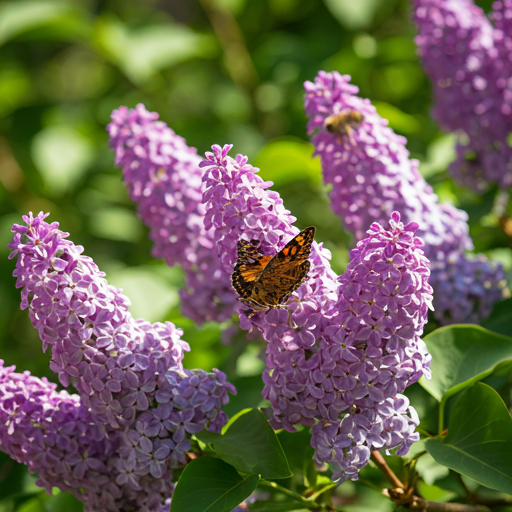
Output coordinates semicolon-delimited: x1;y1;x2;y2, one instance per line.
372;451;490;512
371;450;404;489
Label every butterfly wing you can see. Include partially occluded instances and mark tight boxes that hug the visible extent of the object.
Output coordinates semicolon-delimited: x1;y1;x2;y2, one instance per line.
231;239;272;299
251;227;315;306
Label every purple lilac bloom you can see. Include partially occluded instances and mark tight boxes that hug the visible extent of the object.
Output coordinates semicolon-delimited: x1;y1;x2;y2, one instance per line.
108;104;237;324
305;70;507;324
0;360;126;511
6;212;236;510
201;143;340;431
311;394;420;483
414;0;512;190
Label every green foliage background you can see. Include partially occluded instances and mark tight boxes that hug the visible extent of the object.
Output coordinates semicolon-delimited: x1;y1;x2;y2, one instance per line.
0;0;510;510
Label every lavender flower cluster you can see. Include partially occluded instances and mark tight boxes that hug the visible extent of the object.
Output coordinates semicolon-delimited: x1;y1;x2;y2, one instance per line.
108;104;237;325
305;70;507;325
201;145;431;481
2;212;235;511
414;0;512;190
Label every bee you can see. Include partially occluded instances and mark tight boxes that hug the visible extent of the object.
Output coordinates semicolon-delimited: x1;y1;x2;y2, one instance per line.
323;110;364;138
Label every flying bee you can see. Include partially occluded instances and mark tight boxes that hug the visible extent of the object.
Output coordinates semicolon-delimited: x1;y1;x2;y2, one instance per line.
323;110;364;139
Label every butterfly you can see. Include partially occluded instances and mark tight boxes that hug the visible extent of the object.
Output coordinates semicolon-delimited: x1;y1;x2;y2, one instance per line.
231;227;315;317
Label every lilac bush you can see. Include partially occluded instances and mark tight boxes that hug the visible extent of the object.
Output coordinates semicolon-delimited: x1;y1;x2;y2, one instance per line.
108;104;237;324
414;0;512;190
305;70;507;325
4;212;235;511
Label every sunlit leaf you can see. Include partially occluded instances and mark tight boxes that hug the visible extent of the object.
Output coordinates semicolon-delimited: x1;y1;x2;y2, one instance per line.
254;139;321;187
420;324;512;401
374;101;421;134
419;134;457;179
88;207;143;242
0;1;79;45
94;17;218;83
106;265;180;322
31;125;95;196
323;0;396;30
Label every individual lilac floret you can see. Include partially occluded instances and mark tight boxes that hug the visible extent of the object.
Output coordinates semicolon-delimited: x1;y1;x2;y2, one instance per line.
201;144;339;430
108;104;237;324
6;212;236;510
414;0;512;190
264;213;432;432
304;70;507;324
311;394;420;483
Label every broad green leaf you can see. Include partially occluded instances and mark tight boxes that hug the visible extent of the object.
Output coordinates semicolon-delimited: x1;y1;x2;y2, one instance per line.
420;325;512;401
88;207;144;243
426;383;512;494
170;457;259;512
323;0;396;30
482;298;512;337
419;133;456;179
106;265;180;322
94;17;218;83
373;101;421;134
200;409;292;479
254;139;321;187
31;125;95;196
0;1;79;45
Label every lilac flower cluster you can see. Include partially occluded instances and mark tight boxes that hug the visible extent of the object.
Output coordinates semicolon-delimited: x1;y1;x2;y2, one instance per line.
108;104;237;324
201;144;339;430
0;360;124;509
311;394;420;481
201;144;430;481
4;212;235;511
309;215;430;480
305;70;507;325
414;0;512;190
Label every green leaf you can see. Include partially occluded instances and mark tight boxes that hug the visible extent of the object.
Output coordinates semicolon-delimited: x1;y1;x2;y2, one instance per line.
0;1;80;45
200;409;292;479
323;0;396;30
31;125;95;196
88;207;144;243
420;325;512;401
106;264;180;322
426;383;512;494
170;457;259;512
373;101;421;134
419;133;456;179
482;298;512;337
93;17;218;83
254;139;321;187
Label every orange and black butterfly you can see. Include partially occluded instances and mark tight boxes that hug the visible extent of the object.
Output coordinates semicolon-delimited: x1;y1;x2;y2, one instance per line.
231;227;315;317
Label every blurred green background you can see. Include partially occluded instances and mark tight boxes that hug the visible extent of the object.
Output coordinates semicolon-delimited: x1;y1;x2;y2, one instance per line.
0;0;510;510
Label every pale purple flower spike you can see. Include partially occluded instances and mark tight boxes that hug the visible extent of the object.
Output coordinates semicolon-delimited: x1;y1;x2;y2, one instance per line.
305;70;507;325
108;104;237;324
5;212;235;511
414;0;512;190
